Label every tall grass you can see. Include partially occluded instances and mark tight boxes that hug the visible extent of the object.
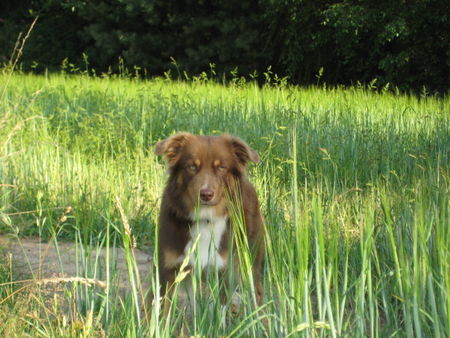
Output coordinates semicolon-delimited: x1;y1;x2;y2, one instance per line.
0;72;448;336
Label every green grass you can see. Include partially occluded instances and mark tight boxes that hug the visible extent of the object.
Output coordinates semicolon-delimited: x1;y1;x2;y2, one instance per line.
0;72;449;336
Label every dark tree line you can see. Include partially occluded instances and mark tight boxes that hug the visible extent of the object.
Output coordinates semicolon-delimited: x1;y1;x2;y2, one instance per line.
1;0;448;92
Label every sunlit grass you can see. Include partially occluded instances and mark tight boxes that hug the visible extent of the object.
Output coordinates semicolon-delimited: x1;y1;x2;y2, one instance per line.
0;72;448;336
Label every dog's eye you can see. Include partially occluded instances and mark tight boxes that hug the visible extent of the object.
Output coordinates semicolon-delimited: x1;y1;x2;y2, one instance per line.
188;164;197;171
218;165;227;171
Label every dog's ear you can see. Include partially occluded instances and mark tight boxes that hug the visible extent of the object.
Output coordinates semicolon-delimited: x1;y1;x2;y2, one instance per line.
226;134;260;166
155;132;193;166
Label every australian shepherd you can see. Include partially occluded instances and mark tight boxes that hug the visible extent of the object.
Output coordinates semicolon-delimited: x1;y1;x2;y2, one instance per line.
155;132;265;313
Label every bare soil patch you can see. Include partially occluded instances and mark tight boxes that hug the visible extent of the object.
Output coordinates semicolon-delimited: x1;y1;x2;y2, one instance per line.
0;235;154;295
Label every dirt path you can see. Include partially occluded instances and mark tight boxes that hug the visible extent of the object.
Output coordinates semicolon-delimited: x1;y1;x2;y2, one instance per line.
0;235;154;294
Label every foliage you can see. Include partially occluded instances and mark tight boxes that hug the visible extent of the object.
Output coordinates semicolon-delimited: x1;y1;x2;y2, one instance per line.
0;0;448;91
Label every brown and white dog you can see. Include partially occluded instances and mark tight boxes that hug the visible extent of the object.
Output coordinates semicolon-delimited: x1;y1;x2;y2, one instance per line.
155;132;265;312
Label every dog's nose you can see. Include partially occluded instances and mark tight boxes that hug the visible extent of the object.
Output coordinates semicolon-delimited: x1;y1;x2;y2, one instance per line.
200;188;214;202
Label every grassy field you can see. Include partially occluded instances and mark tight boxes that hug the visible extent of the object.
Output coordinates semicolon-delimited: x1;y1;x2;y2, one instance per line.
0;72;449;337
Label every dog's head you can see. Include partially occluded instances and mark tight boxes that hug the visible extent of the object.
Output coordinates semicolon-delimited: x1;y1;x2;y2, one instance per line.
155;133;259;210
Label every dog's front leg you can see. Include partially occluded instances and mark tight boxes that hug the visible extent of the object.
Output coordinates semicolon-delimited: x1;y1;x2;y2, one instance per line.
159;267;177;317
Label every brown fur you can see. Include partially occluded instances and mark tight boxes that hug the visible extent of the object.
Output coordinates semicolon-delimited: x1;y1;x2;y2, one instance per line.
155;133;265;313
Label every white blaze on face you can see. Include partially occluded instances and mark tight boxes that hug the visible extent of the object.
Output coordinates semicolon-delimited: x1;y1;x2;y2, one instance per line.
178;206;227;269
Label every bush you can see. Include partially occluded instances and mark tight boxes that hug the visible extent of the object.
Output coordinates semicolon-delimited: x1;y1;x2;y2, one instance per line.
0;0;448;92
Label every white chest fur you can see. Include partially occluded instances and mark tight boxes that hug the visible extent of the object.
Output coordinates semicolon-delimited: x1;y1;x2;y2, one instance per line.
179;206;227;269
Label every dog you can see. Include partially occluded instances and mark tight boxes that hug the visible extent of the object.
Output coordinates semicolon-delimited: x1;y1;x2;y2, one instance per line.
154;132;265;314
